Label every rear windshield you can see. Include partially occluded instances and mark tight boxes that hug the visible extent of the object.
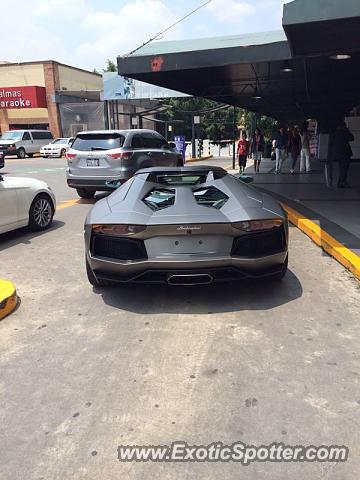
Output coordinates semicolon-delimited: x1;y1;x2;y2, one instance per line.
155;174;207;186
72;133;125;151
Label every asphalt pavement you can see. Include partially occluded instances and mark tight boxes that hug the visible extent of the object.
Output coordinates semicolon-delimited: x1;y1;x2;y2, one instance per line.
1;156;360;479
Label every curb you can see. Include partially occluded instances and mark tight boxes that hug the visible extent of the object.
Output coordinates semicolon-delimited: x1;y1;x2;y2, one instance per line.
224;166;360;281
185;155;213;163
0;279;18;320
283;204;360;281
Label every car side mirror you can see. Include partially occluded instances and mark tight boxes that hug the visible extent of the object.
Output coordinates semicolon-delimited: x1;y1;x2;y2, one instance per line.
168;142;176;149
105;180;122;189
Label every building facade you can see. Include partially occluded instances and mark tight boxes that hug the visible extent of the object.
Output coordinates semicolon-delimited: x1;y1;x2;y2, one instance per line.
0;61;102;137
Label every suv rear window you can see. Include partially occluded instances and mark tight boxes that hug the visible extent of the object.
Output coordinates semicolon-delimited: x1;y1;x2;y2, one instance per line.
72;133;125;151
132;133;167;149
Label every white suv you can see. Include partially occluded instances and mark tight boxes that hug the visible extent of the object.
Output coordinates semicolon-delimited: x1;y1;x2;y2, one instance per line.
0;130;54;159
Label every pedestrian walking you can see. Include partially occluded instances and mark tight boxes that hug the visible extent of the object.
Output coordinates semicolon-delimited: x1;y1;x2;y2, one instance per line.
274;127;288;174
287;127;302;174
328;121;354;188
300;122;312;173
250;128;265;174
237;132;250;173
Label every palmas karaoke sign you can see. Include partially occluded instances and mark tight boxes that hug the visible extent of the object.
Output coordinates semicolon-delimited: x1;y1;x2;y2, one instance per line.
0;86;47;109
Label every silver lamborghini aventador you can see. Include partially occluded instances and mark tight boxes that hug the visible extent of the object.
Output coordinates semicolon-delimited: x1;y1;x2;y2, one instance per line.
84;166;289;286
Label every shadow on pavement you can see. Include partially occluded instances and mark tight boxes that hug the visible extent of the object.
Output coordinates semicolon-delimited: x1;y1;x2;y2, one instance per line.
0;220;65;251
96;269;302;315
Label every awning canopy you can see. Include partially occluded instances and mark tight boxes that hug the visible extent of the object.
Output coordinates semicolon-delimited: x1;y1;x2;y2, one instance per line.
118;0;360;124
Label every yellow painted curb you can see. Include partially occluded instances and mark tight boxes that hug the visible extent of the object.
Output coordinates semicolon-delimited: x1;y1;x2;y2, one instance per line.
0;279;18;320
283;204;360;281
185;155;213;163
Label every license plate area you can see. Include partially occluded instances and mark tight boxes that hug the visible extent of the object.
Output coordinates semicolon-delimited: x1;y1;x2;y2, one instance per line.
87;158;100;167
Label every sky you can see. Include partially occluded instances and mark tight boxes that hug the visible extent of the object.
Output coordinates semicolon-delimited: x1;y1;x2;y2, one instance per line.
0;0;287;71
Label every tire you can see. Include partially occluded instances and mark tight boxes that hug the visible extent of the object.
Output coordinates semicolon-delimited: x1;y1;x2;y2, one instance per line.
86;258;112;287
28;194;54;231
17;148;26;159
27;153;34;158
271;255;288;281
177;159;183;167
76;188;95;199
60;149;66;158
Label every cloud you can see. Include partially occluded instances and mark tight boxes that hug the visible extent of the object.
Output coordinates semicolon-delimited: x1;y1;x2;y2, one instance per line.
77;0;182;67
208;0;254;22
0;0;286;70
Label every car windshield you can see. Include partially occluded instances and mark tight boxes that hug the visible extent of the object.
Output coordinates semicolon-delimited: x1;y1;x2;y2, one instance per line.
72;133;125;151
1;131;23;140
52;139;67;144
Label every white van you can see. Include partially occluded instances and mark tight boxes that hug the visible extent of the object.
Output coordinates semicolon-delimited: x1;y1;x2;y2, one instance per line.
0;130;54;159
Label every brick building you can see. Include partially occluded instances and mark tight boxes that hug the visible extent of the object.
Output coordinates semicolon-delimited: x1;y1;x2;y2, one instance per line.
0;60;102;137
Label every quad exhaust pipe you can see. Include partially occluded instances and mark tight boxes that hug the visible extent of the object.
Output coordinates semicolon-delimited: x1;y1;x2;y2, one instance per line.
167;273;213;286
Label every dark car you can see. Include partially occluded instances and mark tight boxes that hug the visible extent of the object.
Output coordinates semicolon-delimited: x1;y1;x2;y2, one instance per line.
66;129;184;198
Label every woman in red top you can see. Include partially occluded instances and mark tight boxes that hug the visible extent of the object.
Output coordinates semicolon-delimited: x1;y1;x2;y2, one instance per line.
237;132;250;173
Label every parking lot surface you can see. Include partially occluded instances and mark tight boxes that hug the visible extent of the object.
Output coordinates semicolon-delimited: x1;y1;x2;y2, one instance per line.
1;157;360;479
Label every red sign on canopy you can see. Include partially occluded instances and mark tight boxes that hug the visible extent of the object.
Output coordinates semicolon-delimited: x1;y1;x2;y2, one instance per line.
0;86;47;109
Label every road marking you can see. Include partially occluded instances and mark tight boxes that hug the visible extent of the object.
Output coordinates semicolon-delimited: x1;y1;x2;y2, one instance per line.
57;198;94;210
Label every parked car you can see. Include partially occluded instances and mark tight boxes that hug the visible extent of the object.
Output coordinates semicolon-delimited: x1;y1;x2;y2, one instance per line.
0;170;55;234
40;137;74;158
0;130;54;159
84;166;289;287
66;129;183;199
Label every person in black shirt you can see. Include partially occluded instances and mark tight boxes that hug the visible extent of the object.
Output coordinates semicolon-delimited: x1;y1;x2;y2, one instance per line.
328;122;354;188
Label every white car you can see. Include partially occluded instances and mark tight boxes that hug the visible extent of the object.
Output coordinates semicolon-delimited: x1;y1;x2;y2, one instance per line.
0;171;56;234
40;138;74;158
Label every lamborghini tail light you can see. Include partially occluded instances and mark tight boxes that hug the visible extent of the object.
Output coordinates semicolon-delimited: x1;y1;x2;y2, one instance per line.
92;224;146;236
232;219;283;232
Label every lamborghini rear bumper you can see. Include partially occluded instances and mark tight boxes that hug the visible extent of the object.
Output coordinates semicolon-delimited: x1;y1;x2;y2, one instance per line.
87;251;288;284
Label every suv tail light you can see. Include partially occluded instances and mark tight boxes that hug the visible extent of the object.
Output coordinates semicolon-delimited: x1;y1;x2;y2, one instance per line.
66;153;76;159
107;152;133;160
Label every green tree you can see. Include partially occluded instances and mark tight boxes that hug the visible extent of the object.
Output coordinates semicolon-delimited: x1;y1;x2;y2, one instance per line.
103;59;117;72
159;97;278;143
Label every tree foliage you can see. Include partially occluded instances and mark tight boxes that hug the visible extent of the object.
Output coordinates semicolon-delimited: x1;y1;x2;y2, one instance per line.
159;97;277;143
103;59;117;72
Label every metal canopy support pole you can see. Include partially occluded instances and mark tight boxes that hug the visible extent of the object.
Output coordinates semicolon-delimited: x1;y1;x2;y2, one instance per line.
232;106;237;170
191;114;196;159
104;101;109;129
